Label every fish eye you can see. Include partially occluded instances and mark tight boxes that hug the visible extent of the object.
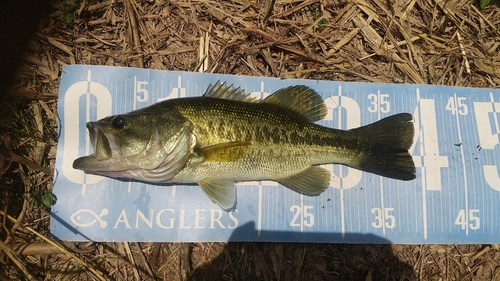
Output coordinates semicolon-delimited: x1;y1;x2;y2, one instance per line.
112;116;127;129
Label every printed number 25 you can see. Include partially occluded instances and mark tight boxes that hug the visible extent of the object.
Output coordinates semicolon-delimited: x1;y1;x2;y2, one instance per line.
290;205;314;227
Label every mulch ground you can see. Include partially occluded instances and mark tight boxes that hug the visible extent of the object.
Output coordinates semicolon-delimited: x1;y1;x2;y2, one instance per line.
1;0;500;280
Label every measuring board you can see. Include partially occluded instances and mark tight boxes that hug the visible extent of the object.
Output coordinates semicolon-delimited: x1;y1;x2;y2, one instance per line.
51;65;500;244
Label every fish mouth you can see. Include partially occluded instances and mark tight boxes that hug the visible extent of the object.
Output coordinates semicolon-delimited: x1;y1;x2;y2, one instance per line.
87;122;122;161
73;122;123;172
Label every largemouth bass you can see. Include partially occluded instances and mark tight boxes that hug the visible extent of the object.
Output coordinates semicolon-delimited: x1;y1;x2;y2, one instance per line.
73;82;416;211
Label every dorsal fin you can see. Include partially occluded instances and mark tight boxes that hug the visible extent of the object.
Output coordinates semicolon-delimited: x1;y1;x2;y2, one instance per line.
203;81;257;102
262;85;327;122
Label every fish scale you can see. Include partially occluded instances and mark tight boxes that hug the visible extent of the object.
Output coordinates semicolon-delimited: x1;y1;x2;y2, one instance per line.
173;97;360;149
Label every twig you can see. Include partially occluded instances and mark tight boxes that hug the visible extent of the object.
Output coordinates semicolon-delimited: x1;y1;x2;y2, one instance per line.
352;14;425;84
262;0;276;27
269;0;319;20
11;241;95;255
8;197;27;245
359;35;420;60
29;226;107;281
0;146;52;175
469;4;500;36
242;27;326;63
327;27;360;57
132;242;156;280
471;246;490;261
456;31;471;74
1;204;13;244
125;0;144;68
0;211;106;281
0;240;35;280
124;242;141;280
198;32;210;73
40;35;76;65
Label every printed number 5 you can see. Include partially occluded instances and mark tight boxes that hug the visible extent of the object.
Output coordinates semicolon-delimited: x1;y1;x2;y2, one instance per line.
135;77;148;102
371;207;395;229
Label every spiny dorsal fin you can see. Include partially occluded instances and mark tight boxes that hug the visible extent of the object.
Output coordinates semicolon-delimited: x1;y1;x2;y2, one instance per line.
277;166;331;196
262;85;327;122
203;81;257;102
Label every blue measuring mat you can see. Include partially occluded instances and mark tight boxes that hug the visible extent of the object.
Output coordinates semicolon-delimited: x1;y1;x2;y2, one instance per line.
51;65;500;243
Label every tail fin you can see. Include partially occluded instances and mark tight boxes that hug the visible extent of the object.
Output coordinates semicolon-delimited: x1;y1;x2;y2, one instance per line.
350;113;416;181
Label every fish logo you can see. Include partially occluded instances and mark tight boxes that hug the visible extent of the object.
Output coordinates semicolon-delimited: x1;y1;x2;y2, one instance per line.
70;208;108;228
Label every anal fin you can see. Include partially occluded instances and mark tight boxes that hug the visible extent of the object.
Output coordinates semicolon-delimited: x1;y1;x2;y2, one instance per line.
277;166;331;196
199;178;237;211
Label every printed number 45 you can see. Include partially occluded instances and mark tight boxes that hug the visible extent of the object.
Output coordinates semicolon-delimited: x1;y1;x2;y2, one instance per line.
446;96;468;115
455;209;480;230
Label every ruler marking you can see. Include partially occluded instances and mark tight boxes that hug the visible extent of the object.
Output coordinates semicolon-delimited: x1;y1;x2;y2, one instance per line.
300;194;304;232
358;180;362;232
415;89;428;240
447;98;456;233
284;185;288;231
442;94;449;233
340;189;345;237
258;184;262;236
472;99;486;234
273;184;276;230
411;114;418;234
337;86;346;237
376;90;387;235
406;179;412;233
85;75;91;151
491;92;500;137
464;113;478;232
454;93;469;236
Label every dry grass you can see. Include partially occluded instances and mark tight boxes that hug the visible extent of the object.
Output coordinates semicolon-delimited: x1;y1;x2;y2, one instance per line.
1;0;500;280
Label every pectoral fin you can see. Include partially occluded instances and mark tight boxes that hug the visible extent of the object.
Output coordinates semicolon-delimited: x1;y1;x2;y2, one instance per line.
199;178;237;211
199;142;251;162
277;166;331;196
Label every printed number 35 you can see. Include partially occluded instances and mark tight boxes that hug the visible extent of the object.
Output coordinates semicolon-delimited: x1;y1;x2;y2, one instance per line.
372;207;395;229
367;93;390;113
